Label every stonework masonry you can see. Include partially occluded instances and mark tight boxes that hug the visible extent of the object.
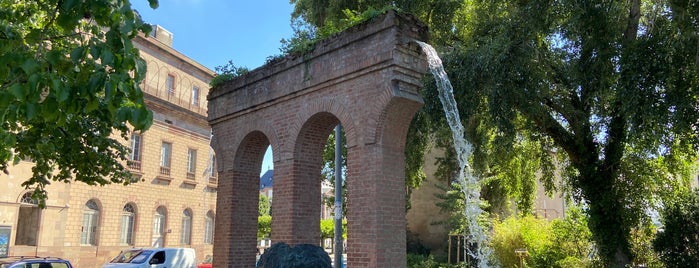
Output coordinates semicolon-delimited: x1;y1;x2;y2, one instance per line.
208;10;429;268
0;30;216;267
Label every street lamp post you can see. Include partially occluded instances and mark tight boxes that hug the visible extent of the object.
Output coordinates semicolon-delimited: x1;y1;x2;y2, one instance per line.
333;125;343;268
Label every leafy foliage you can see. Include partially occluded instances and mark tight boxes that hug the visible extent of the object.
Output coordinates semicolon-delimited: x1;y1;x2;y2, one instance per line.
406;253;443;268
319;218;347;240
0;0;159;206
490;207;598;268
443;1;699;265
258;215;272;239
209;60;249;88
628;220;663;268
281;6;393;58
653;190;699;267
260;194;271;216
490;215;553;268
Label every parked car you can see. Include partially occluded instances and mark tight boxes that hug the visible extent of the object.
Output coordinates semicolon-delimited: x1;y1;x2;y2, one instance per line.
101;248;197;268
196;255;212;268
0;256;73;268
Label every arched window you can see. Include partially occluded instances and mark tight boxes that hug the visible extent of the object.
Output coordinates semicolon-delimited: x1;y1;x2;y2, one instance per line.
152;206;167;247
120;203;136;245
15;192;40;246
204;211;215;244
180;209;192;245
81;200;100;245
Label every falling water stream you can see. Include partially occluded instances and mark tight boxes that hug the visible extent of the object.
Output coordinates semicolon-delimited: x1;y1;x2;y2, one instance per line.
417;41;493;268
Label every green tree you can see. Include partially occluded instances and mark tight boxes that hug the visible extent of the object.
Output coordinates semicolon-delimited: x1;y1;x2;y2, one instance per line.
653;190;699;267
319;218;347;241
441;1;699;266
0;0;158;206
258;215;272;239
260;194;271;216
291;0;699;266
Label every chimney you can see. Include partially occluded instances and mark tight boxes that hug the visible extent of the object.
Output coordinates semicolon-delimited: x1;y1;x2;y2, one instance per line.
151;25;173;46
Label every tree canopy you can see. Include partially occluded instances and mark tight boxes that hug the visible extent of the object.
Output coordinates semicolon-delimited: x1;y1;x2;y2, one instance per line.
1;0;158;206
291;0;699;266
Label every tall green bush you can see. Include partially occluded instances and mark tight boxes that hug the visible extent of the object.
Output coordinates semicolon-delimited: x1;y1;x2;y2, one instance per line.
490;207;597;268
491;215;551;267
653;190;699;267
541;207;597;268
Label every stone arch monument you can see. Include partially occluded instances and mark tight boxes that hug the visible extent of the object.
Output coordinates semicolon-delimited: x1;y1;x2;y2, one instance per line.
207;11;428;268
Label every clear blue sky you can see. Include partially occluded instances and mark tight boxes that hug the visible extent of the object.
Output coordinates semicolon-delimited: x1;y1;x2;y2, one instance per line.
132;0;287;175
131;0;295;71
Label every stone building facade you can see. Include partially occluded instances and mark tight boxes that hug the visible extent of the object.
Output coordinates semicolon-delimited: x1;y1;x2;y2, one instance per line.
0;26;216;267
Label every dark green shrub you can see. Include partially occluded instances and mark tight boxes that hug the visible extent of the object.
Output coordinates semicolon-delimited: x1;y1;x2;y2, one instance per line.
653;190;699;267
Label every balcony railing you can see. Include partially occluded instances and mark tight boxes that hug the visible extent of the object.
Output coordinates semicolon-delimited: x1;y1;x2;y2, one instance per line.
127;160;142;171
159;166;171;176
140;81;207;116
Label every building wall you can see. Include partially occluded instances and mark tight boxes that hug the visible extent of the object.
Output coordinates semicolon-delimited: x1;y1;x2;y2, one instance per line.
406;147;450;256
0;31;217;267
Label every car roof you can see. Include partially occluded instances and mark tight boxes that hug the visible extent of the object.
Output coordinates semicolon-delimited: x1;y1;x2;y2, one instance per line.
0;256;71;264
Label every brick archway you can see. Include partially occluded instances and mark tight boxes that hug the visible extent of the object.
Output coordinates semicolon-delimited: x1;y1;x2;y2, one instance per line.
208;11;428;268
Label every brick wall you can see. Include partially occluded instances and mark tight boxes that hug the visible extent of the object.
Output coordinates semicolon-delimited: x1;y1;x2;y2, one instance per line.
209;10;428;268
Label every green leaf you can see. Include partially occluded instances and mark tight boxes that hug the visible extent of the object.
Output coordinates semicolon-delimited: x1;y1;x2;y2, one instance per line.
88;73;104;92
85;98;99;112
90;45;101;60
46;50;63;66
25;102;37;120
134;58;146;80
42;97;58;121
122;20;133;34
130;107;152;130
9;83;25;100
53;79;70;102
61;0;79;10
140;23;153;36
101;49;114;66
21;59;39;74
148;0;159;9
0;91;11;109
70;47;85;64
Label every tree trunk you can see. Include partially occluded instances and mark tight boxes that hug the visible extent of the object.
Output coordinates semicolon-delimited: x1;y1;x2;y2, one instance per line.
577;154;632;267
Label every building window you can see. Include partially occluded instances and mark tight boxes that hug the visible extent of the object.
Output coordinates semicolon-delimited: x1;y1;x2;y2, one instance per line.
15;192;39;246
210;155;217;177
204;211;215;244
152;206;167;247
128;133;143;171
166;74;176;96
160;142;172;176
187;149;197;180
180;209;192;245
120;203;136;245
191;86;200;107
81;200;100;245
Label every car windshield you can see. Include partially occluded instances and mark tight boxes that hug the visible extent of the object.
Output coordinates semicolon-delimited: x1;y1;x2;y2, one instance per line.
110;249;153;264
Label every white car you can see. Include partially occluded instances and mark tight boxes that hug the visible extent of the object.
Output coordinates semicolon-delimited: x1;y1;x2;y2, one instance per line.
102;248;196;268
